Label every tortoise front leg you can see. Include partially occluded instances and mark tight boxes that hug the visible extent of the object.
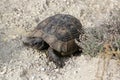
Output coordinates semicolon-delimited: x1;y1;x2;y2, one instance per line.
47;47;65;68
37;40;49;50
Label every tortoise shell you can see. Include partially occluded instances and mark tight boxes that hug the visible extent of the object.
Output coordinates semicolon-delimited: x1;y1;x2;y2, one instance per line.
29;14;83;55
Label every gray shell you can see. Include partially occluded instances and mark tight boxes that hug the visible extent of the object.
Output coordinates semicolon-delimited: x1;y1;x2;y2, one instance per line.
29;14;83;55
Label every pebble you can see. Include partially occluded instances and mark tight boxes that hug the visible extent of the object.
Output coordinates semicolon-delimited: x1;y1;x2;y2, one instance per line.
63;0;66;2
41;68;45;71
66;1;70;5
55;69;59;72
0;66;7;75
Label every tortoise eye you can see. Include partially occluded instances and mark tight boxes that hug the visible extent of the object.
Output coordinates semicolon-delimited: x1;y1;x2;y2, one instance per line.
33;41;38;45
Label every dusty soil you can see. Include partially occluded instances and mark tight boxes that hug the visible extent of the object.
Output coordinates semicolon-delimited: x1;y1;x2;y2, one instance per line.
0;0;120;80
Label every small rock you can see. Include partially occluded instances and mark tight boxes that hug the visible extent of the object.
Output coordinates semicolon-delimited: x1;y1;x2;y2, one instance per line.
35;17;40;23
41;68;45;71
66;1;70;5
63;0;66;2
31;75;35;80
52;76;56;80
55;69;59;72
0;66;7;75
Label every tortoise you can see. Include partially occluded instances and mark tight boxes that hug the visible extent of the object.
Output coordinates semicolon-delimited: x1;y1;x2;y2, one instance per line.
23;14;84;67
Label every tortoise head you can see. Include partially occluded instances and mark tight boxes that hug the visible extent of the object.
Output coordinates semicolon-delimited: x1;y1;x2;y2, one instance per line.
22;37;42;47
22;37;49;50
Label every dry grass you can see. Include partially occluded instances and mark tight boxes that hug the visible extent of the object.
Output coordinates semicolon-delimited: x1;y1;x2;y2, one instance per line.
78;9;120;57
79;25;120;80
96;40;120;80
77;9;120;80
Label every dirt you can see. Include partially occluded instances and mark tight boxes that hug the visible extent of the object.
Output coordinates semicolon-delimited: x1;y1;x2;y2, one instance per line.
0;0;120;80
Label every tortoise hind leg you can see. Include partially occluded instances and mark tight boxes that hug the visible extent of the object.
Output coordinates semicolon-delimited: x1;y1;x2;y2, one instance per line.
23;37;49;50
47;47;65;68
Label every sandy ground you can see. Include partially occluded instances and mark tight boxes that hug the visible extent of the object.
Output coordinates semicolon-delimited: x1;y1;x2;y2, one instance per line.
0;0;120;80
